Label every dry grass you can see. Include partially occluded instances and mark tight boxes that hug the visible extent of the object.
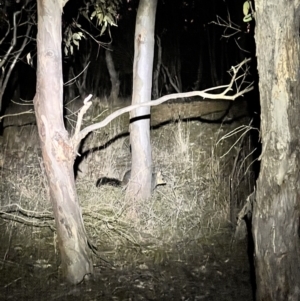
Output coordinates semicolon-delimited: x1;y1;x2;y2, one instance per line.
0;102;255;265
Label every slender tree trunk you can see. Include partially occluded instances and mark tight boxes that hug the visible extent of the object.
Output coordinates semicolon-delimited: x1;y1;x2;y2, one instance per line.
206;28;219;87
194;42;203;90
127;0;157;200
152;36;162;99
252;0;300;299
105;47;120;104
34;0;92;284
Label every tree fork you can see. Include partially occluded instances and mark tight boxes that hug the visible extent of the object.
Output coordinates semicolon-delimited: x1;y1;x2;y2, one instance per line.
34;0;92;284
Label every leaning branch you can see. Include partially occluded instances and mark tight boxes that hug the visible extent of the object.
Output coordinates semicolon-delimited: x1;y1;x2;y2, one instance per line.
71;58;253;151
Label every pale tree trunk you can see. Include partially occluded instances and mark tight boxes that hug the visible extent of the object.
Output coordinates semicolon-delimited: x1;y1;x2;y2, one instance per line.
34;0;92;284
252;0;300;299
127;0;158;200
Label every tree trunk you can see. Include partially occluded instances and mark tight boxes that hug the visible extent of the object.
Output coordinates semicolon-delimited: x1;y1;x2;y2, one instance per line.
252;0;300;299
127;0;158;201
105;47;120;104
152;36;162;99
34;0;92;284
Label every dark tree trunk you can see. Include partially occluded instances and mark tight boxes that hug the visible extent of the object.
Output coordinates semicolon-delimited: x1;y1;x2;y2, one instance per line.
34;0;92;284
105;47;120;104
252;0;300;299
127;0;158;201
152;36;162;99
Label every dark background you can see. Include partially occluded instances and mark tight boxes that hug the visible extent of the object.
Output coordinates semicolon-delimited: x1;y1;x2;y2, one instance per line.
0;0;258;120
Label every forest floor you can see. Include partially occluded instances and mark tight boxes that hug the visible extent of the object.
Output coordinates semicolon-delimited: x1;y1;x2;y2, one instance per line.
0;98;256;300
0;226;254;301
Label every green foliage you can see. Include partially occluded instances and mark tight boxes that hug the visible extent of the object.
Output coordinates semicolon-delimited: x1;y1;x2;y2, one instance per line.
63;0;121;56
84;0;121;36
243;1;253;22
63;23;85;56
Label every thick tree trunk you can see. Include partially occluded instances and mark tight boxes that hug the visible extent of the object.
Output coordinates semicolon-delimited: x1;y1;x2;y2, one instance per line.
34;0;92;284
127;0;158;200
253;0;300;299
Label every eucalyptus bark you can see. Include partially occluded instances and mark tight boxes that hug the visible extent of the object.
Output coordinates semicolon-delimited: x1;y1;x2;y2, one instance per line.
34;0;92;284
127;0;158;200
253;0;300;299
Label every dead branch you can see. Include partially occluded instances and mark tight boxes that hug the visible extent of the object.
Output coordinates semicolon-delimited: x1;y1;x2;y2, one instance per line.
162;64;181;93
73;94;93;137
64;62;91;86
0;213;55;230
210;14;242;39
210;12;251;54
10;99;34;105
0;203;55;230
0;109;34;122
71;58;253;151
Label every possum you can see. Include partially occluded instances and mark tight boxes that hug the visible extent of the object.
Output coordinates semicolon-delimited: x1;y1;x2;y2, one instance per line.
96;170;166;191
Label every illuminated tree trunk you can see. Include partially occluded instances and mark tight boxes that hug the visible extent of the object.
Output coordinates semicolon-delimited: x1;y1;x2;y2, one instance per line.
252;0;300;299
127;0;158;200
34;0;92;284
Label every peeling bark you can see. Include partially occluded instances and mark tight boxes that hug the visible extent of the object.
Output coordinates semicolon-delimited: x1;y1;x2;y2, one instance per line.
253;0;300;299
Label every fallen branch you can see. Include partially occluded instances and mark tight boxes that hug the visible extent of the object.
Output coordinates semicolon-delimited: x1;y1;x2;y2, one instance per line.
0;203;55;230
0;203;53;219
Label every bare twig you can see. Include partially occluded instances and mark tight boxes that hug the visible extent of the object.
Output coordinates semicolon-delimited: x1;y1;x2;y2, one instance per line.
210;12;251;54
234;38;251;54
10;99;34;105
162;64;181;93
210;14;242;39
64;62;91;86
73;94;93;137
0;203;53;219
